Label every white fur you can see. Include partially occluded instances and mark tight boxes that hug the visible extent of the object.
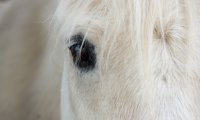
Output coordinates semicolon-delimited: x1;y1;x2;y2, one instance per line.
1;0;200;120
54;0;200;120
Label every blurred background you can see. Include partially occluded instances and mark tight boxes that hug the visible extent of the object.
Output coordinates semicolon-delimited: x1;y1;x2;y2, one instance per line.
0;0;62;120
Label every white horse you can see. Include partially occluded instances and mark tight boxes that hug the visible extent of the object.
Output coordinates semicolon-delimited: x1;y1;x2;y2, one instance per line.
1;0;200;120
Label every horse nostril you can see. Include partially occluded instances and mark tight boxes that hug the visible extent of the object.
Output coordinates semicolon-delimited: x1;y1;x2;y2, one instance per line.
69;34;96;72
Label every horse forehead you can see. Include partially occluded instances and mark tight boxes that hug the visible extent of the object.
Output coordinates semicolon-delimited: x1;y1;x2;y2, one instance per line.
62;0;188;50
68;0;186;28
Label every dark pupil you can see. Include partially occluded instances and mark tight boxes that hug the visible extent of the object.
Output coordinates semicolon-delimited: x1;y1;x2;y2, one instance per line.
69;34;96;72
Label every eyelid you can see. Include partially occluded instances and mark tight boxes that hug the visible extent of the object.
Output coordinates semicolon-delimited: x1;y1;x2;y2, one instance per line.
68;34;84;47
68;39;86;53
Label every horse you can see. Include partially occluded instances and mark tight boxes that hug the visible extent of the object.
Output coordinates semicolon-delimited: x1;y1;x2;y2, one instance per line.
1;0;200;120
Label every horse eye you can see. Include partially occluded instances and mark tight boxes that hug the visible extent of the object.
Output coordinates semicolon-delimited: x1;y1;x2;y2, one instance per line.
69;34;96;72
